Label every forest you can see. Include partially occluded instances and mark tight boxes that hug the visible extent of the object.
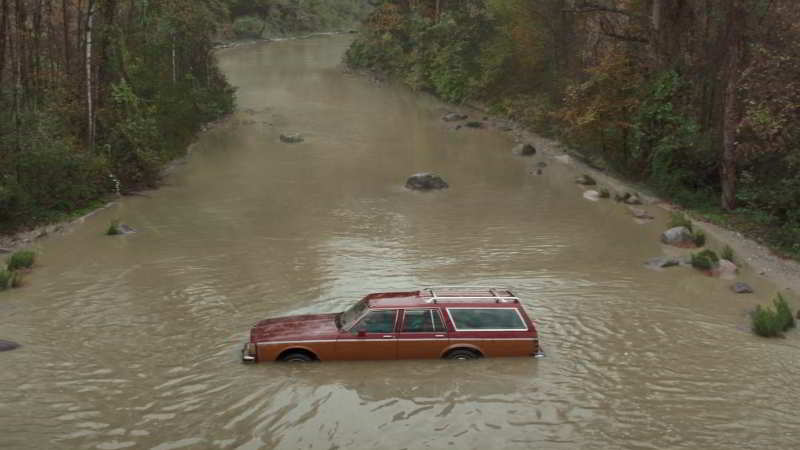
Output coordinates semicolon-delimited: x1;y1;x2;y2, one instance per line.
0;0;237;232
346;0;800;258
0;0;373;234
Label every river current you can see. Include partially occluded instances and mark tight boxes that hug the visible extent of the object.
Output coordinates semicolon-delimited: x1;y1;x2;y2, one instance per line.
1;35;799;450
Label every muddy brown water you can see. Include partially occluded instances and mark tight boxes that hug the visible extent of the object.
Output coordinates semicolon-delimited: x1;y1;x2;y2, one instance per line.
2;35;800;450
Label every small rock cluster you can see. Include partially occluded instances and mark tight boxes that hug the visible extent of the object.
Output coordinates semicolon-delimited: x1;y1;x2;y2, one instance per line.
405;173;449;191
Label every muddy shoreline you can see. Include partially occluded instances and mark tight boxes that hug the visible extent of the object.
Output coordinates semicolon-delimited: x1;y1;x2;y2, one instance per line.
432;100;800;297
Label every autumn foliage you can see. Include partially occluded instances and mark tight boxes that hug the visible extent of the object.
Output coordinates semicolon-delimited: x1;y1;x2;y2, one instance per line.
347;0;800;258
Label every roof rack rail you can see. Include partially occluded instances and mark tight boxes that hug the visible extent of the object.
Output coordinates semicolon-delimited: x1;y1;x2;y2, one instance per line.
421;286;519;304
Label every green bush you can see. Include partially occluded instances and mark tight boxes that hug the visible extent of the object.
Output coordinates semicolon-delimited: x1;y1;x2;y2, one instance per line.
690;249;719;271
752;294;795;337
692;230;706;247
0;268;11;290
9;270;22;288
233;16;265;39
7;250;35;271
721;245;735;262
669;211;693;231
106;220;122;236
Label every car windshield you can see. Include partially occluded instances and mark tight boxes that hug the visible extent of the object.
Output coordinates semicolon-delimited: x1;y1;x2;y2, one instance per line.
337;299;367;330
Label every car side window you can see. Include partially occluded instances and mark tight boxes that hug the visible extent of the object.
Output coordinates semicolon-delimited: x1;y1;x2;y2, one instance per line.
402;309;446;332
447;308;527;331
353;310;397;333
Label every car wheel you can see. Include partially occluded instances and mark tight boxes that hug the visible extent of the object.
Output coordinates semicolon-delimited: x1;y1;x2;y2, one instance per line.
446;349;479;360
281;352;313;362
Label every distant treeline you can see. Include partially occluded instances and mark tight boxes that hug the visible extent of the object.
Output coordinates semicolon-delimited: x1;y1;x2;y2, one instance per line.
225;0;375;39
0;0;235;232
346;0;800;258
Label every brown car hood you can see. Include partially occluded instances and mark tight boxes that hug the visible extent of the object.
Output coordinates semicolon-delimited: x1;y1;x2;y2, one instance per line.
251;313;340;342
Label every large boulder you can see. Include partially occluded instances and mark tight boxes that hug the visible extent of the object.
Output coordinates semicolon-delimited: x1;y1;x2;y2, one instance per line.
0;340;20;352
279;133;303;144
624;193;643;205
513;143;537;156
661;226;694;247
442;112;468;122
712;259;738;279
405;173;449;191
583;190;601;201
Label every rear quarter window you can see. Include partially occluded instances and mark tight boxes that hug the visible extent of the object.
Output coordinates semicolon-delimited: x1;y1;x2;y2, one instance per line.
447;308;528;331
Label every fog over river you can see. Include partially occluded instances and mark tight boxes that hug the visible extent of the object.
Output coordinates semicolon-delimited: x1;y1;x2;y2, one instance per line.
1;35;799;450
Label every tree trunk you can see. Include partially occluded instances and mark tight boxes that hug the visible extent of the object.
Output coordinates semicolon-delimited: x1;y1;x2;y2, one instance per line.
720;0;745;211
86;0;95;148
0;0;8;81
62;0;70;72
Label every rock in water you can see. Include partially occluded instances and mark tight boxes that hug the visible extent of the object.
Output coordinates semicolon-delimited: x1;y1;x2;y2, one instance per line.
119;224;136;235
465;121;483;129
629;207;654;219
0;340;20;352
442;112;468;122
575;174;597;186
624;193;643;205
731;282;754;294
405;173;449;191
645;257;681;270
660;226;694;247
583;190;600;201
279;133;303;143
513;143;536;156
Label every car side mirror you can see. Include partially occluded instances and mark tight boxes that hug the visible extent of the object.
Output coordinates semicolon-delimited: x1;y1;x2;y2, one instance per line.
357;329;367;337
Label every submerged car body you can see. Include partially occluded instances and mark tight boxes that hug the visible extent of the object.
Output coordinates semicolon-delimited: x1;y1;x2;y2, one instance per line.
242;287;543;363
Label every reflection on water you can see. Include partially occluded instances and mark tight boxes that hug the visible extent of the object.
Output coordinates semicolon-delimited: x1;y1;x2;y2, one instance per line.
1;35;799;450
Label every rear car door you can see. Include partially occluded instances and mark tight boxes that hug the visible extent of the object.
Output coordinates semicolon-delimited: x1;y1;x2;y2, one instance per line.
396;309;449;359
336;309;398;360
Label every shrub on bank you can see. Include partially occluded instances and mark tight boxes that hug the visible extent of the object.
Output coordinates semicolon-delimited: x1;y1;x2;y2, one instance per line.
106;220;122;236
669;212;693;232
7;250;35;271
721;245;735;262
752;294;795;337
690;249;719;271
692;230;706;247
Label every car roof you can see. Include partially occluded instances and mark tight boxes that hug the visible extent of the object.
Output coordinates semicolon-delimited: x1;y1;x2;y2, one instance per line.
365;287;520;309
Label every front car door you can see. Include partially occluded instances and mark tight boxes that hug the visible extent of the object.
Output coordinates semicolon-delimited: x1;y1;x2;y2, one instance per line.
396;309;449;359
336;309;398;360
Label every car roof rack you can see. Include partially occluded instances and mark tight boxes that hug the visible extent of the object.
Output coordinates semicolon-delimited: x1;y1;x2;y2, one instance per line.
421;286;519;304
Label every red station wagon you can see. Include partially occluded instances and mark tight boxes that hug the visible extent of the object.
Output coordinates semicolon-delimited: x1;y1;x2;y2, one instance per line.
242;287;544;363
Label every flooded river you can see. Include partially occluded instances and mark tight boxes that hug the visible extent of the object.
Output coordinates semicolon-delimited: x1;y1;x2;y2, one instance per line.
2;35;800;449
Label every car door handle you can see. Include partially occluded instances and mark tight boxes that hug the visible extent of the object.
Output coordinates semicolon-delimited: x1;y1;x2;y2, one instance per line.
435;334;445;338
382;335;394;339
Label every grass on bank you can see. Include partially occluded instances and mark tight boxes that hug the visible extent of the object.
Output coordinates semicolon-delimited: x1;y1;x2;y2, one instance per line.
752;294;796;337
106;219;122;236
7;250;35;271
1;250;35;291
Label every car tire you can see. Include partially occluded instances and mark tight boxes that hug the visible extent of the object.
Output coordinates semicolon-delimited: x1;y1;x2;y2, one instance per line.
281;352;313;362
446;349;479;360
